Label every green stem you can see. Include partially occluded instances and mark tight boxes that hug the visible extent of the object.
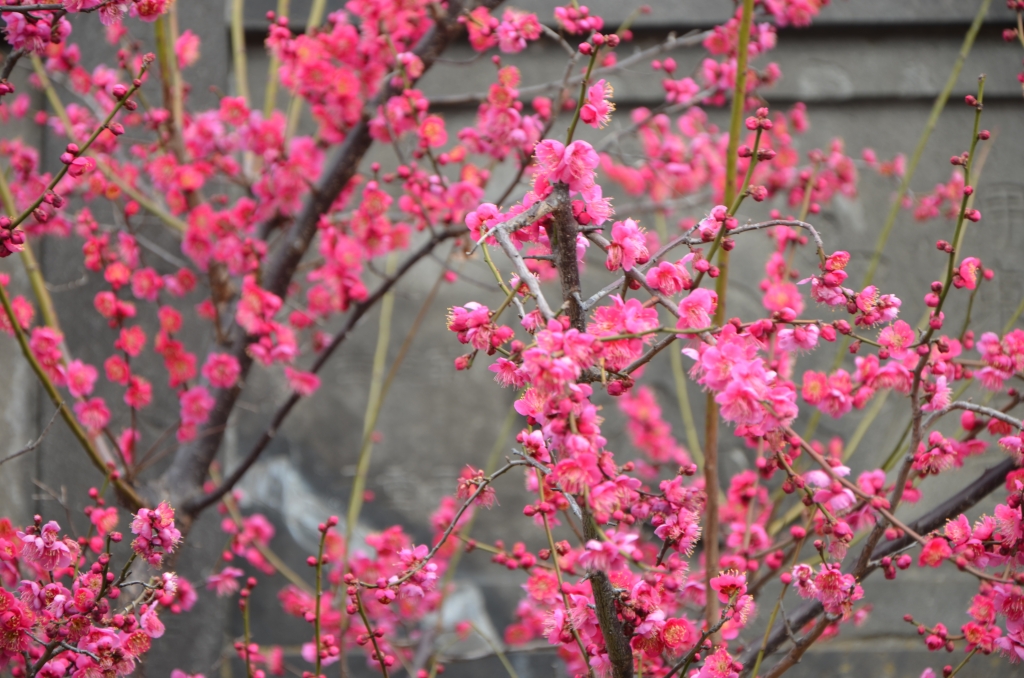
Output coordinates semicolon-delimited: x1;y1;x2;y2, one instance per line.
862;0;991;289
827;0;992;371
948;647;979;677
242;594;254;678
346;252;398;543
29;56;187;234
231;0;251;105
264;0;290;117
0;282;143;507
565;48;600;144
314;526;328;677
654;212;703;468
917;76;986;345
353;590;391;678
469;622;519;678
704;0;754;641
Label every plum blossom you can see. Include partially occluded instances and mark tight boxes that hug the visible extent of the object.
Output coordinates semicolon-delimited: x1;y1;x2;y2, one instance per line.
676;288;717;331
130;502;182;567
878;320;915;358
533;139;600;198
579;79;615;129
18;521;78;570
605;219;649;272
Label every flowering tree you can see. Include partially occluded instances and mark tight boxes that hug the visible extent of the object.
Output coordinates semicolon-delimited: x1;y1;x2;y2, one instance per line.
1;0;1024;677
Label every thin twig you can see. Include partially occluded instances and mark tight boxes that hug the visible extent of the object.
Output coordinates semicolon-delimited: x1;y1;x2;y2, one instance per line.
0;402;62;467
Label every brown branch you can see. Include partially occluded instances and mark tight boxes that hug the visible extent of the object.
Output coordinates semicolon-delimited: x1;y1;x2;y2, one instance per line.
155;0;505;515
762;614;835;678
0;402;62;467
0;48;26;83
546;182;633;678
429;29;712;107
739;454;1018;674
184;226;464;514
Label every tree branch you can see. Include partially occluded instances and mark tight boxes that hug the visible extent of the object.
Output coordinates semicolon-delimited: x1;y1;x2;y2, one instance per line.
155;0;505;515
545;182;633;678
0;402;62;467
184;226;464;515
739;454;1018;674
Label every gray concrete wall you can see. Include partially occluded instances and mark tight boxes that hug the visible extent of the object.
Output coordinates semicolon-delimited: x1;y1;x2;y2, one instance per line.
1;1;1022;677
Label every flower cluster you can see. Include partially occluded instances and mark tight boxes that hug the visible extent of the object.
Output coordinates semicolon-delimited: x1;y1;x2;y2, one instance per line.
0;498;185;676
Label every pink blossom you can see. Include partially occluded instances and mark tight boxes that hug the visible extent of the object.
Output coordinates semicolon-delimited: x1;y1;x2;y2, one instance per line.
921;375;951;412
645;260;690;296
125;375;153;409
489;357;527;388
285;367;321;396
654;508;702;555
202;353;241;389
918;537;952;567
995;503;1024;547
464;6;499;51
18;521;77;570
676;288;717;330
587;296;659;370
130;0;171;22
709;571;747;604
697;647;739;678
777;324;819;352
65;359;98;398
579;80;615;129
763;281;805;316
551;454;601;494
878;320;915;358
206;567;245;597
533;139;600;197
131;502;181;567
605;219;649;272
578;538;627;572
496;9;541;53
958;257;982;290
175;29;201;68
74;397;111;434
179;385;214;426
140;604;165;638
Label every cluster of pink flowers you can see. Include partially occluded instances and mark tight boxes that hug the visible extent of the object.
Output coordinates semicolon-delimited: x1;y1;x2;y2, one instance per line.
130;502;181;567
788;563;864;619
684;324;799;437
0;496;186;676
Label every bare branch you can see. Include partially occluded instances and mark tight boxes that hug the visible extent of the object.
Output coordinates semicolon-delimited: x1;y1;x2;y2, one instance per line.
923;401;1024;431
429;29;713;107
494;227;556;321
762;614;836;678
0;402;62;467
0;48;27;82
